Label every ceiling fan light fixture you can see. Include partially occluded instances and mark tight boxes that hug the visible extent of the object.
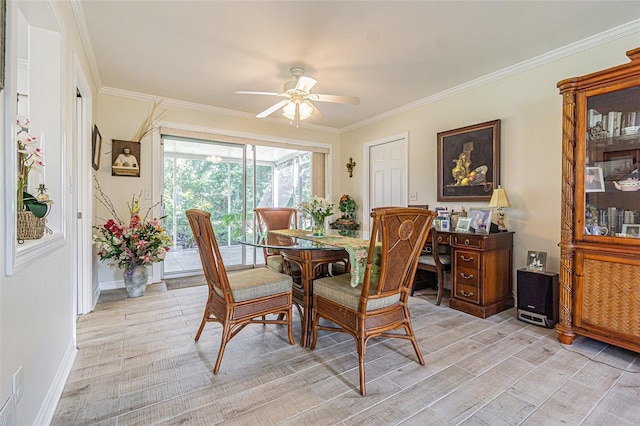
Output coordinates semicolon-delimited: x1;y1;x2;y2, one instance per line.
282;100;313;121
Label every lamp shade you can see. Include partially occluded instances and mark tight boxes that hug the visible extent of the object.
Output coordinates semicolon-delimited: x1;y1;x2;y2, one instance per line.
282;100;313;121
489;186;511;208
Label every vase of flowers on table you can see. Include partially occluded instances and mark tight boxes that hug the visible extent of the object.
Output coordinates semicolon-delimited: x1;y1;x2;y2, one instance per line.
93;178;172;297
299;196;334;236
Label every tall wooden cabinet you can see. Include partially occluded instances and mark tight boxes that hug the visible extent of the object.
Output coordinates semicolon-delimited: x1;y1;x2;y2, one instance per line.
557;48;640;353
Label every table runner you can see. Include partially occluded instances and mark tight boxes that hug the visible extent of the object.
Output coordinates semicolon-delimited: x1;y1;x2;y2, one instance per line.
271;229;375;287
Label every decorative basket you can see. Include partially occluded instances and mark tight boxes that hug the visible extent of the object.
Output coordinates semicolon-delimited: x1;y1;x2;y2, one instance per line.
17;211;46;242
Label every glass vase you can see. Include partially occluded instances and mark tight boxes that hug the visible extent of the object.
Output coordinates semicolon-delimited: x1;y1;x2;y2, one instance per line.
123;265;149;298
312;215;326;236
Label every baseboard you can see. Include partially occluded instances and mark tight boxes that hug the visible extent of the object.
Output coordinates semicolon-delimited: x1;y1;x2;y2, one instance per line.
100;278;124;291
92;285;101;311
34;340;77;425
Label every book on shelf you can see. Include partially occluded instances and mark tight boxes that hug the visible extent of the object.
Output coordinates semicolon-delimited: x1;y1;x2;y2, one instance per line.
597;208;639;234
588;108;640;138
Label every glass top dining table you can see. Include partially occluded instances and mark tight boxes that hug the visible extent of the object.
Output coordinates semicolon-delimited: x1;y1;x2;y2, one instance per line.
237;229;370;251
239;229;375;284
237;228;373;347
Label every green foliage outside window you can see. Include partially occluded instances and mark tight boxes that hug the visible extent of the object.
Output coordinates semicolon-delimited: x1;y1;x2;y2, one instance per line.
163;157;272;249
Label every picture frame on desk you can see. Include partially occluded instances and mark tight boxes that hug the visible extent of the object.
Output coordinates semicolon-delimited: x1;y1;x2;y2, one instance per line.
455;217;471;232
437;119;500;202
469;208;492;234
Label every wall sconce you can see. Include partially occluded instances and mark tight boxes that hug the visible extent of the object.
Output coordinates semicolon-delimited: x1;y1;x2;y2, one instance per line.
346;157;356;178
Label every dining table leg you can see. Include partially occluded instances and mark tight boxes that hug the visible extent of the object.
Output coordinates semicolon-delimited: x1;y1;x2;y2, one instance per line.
281;249;349;348
281;249;314;347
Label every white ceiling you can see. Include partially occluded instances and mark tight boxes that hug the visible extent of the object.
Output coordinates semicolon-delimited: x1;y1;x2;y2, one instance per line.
77;1;640;131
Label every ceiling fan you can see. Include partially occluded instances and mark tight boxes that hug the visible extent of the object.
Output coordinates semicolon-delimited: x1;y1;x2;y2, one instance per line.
235;67;360;126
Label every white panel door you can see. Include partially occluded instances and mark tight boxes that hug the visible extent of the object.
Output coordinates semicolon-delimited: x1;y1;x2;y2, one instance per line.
370;139;406;209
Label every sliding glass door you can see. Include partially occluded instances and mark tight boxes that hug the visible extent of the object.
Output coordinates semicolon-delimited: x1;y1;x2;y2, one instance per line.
161;136;312;277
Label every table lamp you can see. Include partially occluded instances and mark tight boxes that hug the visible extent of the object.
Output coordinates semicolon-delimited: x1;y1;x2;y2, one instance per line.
489;186;511;231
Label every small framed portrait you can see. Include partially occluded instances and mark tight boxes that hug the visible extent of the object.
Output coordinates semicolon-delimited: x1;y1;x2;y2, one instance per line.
526;251;547;273
622;224;640;238
455;217;471;232
440;218;450;232
112;139;141;177
91;125;102;171
469;208;492;234
585;166;605;192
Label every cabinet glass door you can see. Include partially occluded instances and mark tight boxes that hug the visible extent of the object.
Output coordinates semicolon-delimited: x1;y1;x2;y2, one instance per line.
585;86;640;238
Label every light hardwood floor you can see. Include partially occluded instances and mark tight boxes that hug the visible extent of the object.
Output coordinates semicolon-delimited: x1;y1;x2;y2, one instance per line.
52;282;640;425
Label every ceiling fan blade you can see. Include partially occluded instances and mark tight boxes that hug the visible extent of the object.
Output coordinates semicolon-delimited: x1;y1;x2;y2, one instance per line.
295;76;317;93
309;93;360;105
235;90;286;97
256;99;290;118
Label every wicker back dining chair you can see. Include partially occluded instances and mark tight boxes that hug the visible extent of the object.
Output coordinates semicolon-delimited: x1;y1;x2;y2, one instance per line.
254;208;298;273
310;206;437;395
186;209;294;374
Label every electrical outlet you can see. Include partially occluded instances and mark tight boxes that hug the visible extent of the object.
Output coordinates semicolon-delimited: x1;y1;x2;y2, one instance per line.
12;366;23;402
409;191;418;201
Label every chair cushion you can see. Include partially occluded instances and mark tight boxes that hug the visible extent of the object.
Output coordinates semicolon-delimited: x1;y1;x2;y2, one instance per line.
266;255;301;275
314;274;400;311
418;254;451;266
418;255;436;267
214;268;292;302
266;255;285;273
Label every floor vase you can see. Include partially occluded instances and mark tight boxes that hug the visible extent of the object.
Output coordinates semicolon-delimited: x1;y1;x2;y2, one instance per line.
123;265;149;297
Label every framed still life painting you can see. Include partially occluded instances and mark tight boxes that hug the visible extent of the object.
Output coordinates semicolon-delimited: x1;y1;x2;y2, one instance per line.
437;119;501;202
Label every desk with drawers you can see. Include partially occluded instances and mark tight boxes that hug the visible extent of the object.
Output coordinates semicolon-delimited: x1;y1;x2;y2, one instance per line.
434;230;514;318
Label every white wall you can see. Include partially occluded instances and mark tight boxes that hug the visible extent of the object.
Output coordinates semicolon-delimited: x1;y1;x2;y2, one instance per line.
339;34;640;282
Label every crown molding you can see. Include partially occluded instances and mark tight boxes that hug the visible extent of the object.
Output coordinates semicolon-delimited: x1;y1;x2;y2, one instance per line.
70;0;102;90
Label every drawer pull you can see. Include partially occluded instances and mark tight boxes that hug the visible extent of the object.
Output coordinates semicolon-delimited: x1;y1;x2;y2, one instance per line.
464;239;470;245
461;255;474;262
460;290;474;297
437;236;443;242
460;273;474;279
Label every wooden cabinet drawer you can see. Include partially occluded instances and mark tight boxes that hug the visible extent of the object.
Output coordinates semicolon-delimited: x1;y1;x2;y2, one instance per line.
454;282;480;304
455;250;479;269
452;234;484;248
455;265;479;286
435;233;450;245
